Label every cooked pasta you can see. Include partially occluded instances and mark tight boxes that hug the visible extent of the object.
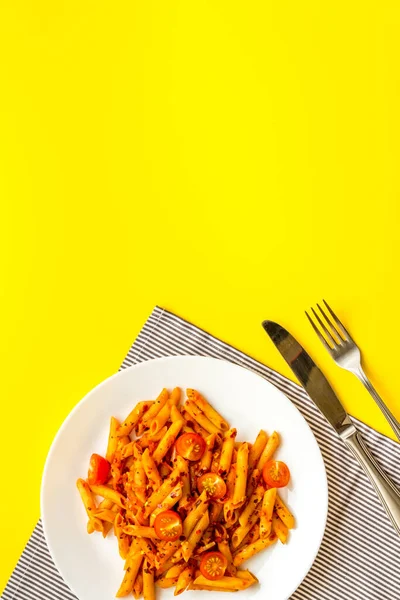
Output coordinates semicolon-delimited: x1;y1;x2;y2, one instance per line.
77;387;294;597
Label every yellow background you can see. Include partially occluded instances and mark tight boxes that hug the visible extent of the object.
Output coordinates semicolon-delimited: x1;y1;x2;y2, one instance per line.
1;0;400;591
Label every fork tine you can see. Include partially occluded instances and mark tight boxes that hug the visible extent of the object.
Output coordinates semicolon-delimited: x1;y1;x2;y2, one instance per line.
317;302;345;344
305;311;333;351
311;307;339;348
323;299;351;341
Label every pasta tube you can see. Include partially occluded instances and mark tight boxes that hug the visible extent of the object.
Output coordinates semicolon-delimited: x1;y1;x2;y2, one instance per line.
259;488;276;539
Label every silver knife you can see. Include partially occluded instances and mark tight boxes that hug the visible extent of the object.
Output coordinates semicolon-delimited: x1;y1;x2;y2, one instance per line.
263;319;400;536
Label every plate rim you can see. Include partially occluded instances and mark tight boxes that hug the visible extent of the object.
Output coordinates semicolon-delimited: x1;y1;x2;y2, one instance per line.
41;355;328;600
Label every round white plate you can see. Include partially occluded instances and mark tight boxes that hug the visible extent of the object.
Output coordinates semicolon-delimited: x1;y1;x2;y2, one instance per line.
41;356;328;600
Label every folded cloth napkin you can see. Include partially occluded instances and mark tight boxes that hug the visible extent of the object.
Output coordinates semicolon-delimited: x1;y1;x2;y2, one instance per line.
3;307;400;600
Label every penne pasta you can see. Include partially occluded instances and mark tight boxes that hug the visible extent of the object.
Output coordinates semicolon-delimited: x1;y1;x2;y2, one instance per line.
121;441;136;459
259;488;276;539
133;573;143;599
238;484;264;528
181;510;210;562
95;509;118;524
178;461;190;511
239;522;260;549
122;525;159;539
198;433;216;474
175;565;195;596
138;426;168;450
132;448;147;504
233;534;278;566
98;498;113;509
156;576;179;589
218;428;237;477
170;404;184;422
275;493;295;529
256;431;280;473
150;483;183;525
155;540;182;570
182;424;195;434
247;430;268;475
193;574;254;591
210;501;223;523
141;389;170;427
236;570;258;584
195;541;216;556
183;490;209;538
187;389;229;432
89;484;126;509
142;448;162;489
182;411;210;439
218;540;236;576
211;449;221;474
118;401;153;437
169;387;182;406
152;417;185;464
143;558;156;600
125;455;135;470
223;463;237;525
272;513;289;543
103;503;119;537
117;434;131;448
189;584;237;592
246;468;261;500
231;500;262;549
114;513;130;559
106;417;120;462
116;550;143;597
143;456;187;517
76;478;103;533
184;401;221;434
150;402;171;436
189;463;198;495
138;537;157;567
159;461;173;478
232;443;249;508
165;562;187;579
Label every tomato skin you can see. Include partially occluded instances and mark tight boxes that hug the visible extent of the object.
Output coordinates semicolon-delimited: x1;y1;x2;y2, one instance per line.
154;510;183;541
262;460;290;488
197;472;227;500
88;454;111;485
200;551;228;580
176;433;206;461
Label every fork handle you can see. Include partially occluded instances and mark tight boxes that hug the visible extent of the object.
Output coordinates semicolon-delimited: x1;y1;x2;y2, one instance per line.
344;429;400;536
354;367;400;441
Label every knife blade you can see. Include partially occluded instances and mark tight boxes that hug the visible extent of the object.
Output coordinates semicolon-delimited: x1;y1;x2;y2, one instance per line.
262;320;354;437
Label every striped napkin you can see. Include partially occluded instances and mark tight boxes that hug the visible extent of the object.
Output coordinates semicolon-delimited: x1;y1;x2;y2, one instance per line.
3;307;400;600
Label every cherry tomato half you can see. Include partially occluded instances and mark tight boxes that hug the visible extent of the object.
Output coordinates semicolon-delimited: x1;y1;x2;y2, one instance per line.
176;433;206;461
154;510;183;541
197;472;227;500
200;551;228;580
87;453;111;485
262;460;290;488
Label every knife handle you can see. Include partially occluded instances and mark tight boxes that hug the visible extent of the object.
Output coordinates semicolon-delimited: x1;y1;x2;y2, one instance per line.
344;430;400;536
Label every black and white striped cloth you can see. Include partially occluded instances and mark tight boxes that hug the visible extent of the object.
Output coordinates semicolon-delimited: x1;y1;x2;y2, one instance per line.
3;307;400;600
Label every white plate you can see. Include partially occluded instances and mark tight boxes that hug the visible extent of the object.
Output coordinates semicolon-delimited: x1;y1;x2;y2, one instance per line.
41;356;328;600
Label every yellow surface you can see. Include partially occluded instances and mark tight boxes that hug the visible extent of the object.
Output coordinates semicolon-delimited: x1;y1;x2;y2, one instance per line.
1;0;400;591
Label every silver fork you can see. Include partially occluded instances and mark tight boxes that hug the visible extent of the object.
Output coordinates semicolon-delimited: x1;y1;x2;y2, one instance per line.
306;300;400;441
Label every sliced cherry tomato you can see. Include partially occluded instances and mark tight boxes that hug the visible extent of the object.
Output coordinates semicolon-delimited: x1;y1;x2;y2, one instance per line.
262;460;290;488
176;433;206;461
197;472;227;500
154;510;183;541
87;453;111;485
200;551;228;580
